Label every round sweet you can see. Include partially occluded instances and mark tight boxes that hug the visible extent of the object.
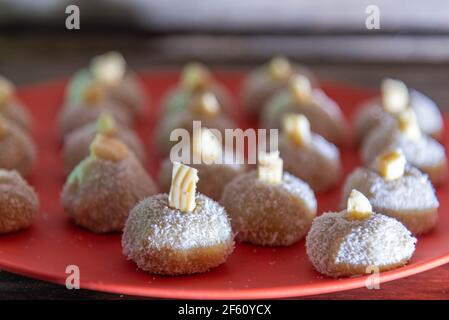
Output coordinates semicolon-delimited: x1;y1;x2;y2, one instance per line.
306;210;417;278
0;118;36;176
261;89;347;145
62;121;145;173
241;63;318;117
0;169;39;233
61;153;158;233
158;158;246;201
66;69;146;118
354;100;395;145
57;101;133;137
220;171;317;246
354;89;443;144
279;134;342;192
342;166;439;235
122;193;234;275
160;85;233;117
0;98;32;132
361;126;447;185
155;111;236;156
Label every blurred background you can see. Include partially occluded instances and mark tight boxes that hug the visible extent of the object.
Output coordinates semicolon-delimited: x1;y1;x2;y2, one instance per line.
1;0;449;106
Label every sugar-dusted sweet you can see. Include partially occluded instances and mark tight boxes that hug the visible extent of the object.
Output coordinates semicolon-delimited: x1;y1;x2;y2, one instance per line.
261;75;347;145
0;76;32;131
279;114;341;192
361;109;447;184
62;113;145;173
241;56;318;117
343;149;439;235
355;78;443;144
0;115;36;176
66;52;146;118
220;151;317;246
160;62;233;117
58;82;133;137
306;190;417;277
61;134;157;233
122;162;234;275
155;91;236;155
0;169;39;233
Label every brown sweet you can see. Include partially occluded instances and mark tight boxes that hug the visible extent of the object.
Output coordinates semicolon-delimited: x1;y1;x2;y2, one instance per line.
61;135;157;233
57;97;133;137
0;169;39;233
220;171;317;246
306;209;416;277
279;132;342;193
160;62;233;117
342;165;439;235
241;57;319;117
122;193;234;275
155;91;237;155
261;84;347;146
0;76;32;131
62;113;145;172
0;116;36;176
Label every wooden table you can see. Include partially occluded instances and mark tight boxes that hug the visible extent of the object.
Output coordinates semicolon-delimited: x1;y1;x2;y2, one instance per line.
0;34;449;300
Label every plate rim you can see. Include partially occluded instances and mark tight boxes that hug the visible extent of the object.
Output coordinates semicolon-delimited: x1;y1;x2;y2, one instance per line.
1;73;448;299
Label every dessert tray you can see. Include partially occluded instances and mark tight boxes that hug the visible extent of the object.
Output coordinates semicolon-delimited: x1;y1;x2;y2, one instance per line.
0;70;448;299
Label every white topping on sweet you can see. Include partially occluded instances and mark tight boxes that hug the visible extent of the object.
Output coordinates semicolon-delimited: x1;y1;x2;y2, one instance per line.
257;151;283;184
381;78;409;114
397;108;421;141
181;62;211;91
268;56;291;80
282;113;311;147
168;162;199;213
91;51;126;85
376;149;406;181
346;189;372;220
289;75;312;103
192;92;220;115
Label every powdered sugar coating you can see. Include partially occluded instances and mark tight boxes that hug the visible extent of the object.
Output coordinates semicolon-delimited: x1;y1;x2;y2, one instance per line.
355;90;443;144
343;166;438;212
306;211;416;277
0;169;39;233
61;154;157;233
279;133;341;192
354;101;395;144
122;193;234;275
261;89;347;145
410;89;443;136
220;171;317;246
362;126;446;169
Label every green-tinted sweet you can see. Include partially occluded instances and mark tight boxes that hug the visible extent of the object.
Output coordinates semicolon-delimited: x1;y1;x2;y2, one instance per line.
67;157;91;185
162;90;190;115
66;69;93;105
262;92;292;128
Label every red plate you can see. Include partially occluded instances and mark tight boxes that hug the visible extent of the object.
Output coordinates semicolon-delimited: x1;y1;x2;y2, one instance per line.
0;71;448;299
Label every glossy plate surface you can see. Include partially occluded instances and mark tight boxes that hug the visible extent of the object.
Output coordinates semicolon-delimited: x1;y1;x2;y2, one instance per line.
0;71;448;299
